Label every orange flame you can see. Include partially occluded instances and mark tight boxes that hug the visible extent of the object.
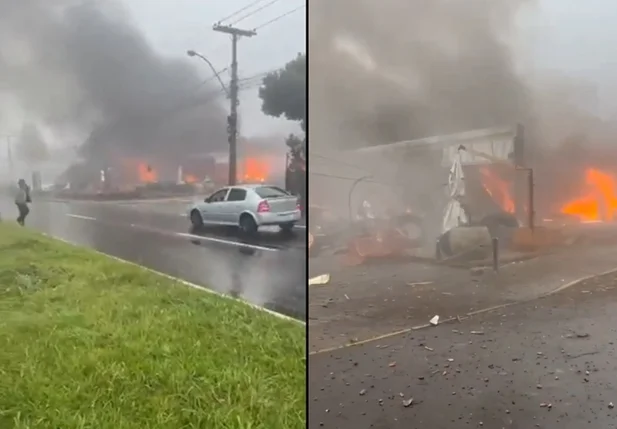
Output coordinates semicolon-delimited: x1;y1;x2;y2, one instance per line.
561;168;617;222
184;174;198;184
138;163;157;183
242;157;269;183
479;166;515;213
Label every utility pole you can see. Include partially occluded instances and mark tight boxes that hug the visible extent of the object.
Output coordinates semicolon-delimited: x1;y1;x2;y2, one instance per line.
1;135;14;179
213;24;256;185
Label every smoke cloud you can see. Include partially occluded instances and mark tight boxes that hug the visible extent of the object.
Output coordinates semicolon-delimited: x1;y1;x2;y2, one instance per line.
308;0;617;222
309;0;538;150
0;0;227;168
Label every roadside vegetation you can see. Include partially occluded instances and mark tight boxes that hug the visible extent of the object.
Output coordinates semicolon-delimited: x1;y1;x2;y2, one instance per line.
0;224;305;429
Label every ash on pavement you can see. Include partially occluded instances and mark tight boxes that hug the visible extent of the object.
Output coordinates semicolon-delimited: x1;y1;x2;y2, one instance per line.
310;272;617;429
309;244;617;352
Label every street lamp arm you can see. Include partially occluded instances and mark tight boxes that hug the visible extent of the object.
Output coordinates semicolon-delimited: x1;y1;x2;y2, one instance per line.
186;50;229;97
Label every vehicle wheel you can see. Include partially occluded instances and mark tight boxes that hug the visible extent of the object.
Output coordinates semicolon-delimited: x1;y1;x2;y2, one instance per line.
190;210;204;229
239;214;258;235
280;222;295;233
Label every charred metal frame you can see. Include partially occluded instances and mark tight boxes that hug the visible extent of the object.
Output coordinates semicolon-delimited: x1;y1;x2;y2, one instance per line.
513;124;535;231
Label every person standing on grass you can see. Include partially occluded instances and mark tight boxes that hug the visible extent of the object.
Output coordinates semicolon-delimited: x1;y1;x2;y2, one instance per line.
14;179;31;226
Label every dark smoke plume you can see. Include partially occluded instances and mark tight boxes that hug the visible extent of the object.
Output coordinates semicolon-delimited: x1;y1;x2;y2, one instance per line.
308;0;617;220
309;0;535;150
0;0;227;166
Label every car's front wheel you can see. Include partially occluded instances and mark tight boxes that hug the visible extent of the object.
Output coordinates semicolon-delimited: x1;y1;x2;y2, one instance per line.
190;210;204;229
239;214;258;235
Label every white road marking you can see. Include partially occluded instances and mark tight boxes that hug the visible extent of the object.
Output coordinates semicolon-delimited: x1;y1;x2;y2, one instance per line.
66;213;280;252
178;213;306;230
38;232;304;325
67;214;97;221
175;232;279;252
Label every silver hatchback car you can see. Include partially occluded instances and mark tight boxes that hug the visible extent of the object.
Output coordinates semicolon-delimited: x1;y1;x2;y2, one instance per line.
188;184;301;234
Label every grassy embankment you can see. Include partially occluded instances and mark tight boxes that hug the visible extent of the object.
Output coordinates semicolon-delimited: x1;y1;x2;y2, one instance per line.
0;224;305;429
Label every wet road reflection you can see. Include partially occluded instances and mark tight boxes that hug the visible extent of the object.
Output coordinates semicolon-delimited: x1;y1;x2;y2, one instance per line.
0;199;306;320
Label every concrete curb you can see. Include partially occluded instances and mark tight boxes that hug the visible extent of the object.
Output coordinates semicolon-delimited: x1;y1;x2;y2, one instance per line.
36;231;306;326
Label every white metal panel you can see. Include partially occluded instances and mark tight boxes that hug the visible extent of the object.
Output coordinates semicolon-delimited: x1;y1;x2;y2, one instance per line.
442;153;468;233
441;131;515;167
345;126;517;167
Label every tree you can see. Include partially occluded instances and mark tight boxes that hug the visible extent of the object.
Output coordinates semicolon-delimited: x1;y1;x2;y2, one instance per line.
259;53;306;132
260;54;306;202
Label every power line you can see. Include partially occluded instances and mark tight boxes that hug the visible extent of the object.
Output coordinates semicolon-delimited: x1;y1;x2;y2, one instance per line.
310;152;372;173
238;66;282;82
230;0;282;25
310;171;359;181
253;4;305;31
309;171;395;188
216;0;268;24
181;67;229;97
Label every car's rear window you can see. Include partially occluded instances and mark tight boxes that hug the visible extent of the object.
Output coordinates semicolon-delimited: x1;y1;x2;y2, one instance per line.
254;186;289;198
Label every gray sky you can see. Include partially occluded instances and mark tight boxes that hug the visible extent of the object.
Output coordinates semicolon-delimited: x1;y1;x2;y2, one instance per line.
522;0;617;117
120;0;306;138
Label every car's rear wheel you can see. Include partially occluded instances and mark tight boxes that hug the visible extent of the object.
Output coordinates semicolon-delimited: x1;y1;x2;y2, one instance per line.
190;210;204;229
239;214;258;235
280;222;295;233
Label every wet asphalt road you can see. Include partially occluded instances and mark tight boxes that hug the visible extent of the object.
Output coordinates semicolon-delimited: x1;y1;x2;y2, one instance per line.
309;271;617;428
0;198;306;320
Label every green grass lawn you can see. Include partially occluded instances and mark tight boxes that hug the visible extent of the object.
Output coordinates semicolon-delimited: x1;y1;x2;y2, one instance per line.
0;224;305;429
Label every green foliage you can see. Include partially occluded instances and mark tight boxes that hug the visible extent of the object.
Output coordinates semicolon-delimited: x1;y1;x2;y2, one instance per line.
259;53;306;131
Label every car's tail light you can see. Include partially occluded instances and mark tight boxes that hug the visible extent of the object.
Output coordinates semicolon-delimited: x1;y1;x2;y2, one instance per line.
296;202;301;211
257;200;270;213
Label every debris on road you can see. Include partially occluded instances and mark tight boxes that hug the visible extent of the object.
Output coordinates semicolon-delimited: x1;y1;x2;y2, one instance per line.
402;398;414;407
566;331;590;339
309;274;330;286
470;267;486;276
407;281;434;287
609;402;614;409
470;330;485;335
430;315;440;326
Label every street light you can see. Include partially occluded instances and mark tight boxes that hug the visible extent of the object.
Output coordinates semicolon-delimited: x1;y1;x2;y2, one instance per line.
186;50;229;97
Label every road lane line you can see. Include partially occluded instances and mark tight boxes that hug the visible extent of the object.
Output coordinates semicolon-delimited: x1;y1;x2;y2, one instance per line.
175;232;279;252
179;212;307;229
37;233;304;325
65;213;280;252
67;214;97;221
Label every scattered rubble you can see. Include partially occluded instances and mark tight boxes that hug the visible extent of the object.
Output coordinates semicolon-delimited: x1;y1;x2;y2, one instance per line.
402;398;414;408
309;274;331;286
